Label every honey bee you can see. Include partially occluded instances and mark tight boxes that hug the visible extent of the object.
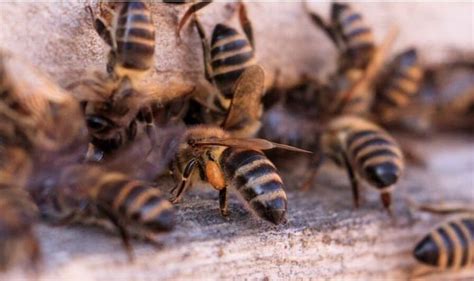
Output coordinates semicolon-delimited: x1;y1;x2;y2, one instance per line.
185;2;258;132
304;2;397;117
0;49;86;270
374;48;424;127
70;1;192;160
422;56;474;132
305;2;375;71
414;214;474;274
406;199;474;276
36;164;175;260
321;115;404;211
170;125;310;225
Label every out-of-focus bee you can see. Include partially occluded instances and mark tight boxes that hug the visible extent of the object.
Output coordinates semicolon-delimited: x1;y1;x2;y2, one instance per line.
321;115;404;211
421;55;474;133
304;2;397;117
70;1;192;160
170;125;310;225
305;2;375;71
0;189;39;272
0;49;86;271
36;164;175;260
374;48;424;126
185;2;258;133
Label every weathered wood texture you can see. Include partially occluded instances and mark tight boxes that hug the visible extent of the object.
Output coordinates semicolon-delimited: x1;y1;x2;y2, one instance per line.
0;2;473;280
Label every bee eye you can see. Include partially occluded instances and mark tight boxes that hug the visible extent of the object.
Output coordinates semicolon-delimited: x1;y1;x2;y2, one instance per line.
86;116;111;132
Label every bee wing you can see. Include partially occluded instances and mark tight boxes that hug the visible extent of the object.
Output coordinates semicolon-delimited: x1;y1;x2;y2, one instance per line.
194;138;312;154
222;65;265;131
140;78;196;105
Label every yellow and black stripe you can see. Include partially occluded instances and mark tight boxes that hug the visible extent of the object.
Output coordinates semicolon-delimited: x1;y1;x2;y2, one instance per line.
414;215;474;270
332;2;375;69
220;148;287;224
210;24;256;98
94;174;175;232
345;128;403;189
115;1;155;72
376;48;423;110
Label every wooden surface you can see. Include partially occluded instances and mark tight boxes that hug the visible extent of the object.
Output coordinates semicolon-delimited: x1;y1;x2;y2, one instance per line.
2;135;473;280
0;2;473;280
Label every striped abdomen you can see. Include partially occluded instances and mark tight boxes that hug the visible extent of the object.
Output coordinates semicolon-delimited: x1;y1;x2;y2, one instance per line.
115;1;155;71
95;176;175;232
220;148;287;224
377;48;423;109
332;3;374;69
210;24;256;98
414;215;474;270
345;129;403;189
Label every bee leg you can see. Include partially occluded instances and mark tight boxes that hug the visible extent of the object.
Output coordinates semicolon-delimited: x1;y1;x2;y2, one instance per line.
170;159;197;203
219;188;229;217
85;4;113;48
342;154;360;208
380;191;393;215
138;106;158;158
237;1;254;49
97;205;134;262
193;15;214;84
176;1;213;38
302;2;340;50
300;152;323;191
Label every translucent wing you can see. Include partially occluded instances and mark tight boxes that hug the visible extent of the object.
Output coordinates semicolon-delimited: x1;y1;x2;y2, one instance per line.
222;65;265;131
193;137;312;154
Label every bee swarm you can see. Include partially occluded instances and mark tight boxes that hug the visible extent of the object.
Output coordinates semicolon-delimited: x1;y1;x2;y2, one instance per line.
0;2;472;280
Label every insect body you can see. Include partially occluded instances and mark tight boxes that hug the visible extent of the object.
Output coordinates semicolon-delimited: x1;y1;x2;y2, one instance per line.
374;48;424;125
91;1;156;76
414;214;474;272
321;115;404;210
38;164;175;258
0;49;86;271
305;2;375;72
187;2;257;132
171;125;308;225
72;1;192;160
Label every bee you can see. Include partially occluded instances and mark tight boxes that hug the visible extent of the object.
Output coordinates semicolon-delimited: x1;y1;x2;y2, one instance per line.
304;2;397;117
321;115;404;211
185;2;257;131
70;1;192;160
0;49;86;270
422;55;474;132
304;2;375;72
406;199;474;276
170;125;310;225
36;164;175;260
414;214;474;273
374;48;424;126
